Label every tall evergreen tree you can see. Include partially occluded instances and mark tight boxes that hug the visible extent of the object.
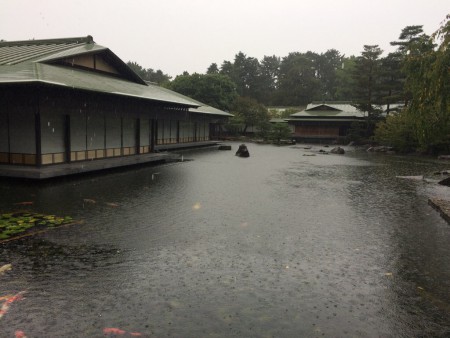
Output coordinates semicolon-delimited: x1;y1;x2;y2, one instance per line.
315;49;343;101
378;52;404;113
390;25;434;105
257;55;280;105
277;52;320;106
351;45;384;133
206;63;219;74
231;52;261;98
335;56;357;101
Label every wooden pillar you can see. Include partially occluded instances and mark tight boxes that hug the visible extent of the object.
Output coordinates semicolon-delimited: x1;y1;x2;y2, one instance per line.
120;117;123;156
136;118;141;154
64;115;71;163
34;91;42;167
151;119;156;151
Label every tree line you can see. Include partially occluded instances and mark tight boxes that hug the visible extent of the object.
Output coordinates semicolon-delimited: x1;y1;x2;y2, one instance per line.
128;15;449;153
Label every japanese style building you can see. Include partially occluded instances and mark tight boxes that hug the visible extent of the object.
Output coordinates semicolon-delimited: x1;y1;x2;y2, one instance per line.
0;36;231;179
287;102;365;143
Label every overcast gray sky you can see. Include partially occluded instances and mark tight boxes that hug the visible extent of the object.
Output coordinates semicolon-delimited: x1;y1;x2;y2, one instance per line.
1;0;449;77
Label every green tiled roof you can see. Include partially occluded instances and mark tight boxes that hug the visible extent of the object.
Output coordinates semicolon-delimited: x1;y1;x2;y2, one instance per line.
0;36;94;65
290;102;365;118
0;36;207;109
0;62;199;107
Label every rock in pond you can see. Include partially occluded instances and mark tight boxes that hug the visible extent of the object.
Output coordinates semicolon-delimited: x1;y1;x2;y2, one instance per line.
438;177;450;186
235;144;250;157
330;146;345;154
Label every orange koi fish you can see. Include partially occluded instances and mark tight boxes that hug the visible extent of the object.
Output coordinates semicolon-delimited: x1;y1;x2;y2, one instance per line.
103;327;143;336
0;295;13;302
0;291;26;320
15;330;27;338
103;327;126;335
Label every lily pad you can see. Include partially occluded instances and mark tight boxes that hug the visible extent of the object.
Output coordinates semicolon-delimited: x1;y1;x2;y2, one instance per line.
0;212;79;243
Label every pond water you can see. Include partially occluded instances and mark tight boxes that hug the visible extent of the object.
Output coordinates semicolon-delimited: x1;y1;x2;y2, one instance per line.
1;143;450;337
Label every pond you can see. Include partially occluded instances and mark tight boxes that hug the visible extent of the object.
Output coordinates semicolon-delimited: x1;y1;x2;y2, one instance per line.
1;143;450;337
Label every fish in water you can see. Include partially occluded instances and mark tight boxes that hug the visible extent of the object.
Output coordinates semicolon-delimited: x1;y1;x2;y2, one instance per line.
0;295;13;302
103;327;142;336
103;327;126;335
15;331;27;338
0;291;26;320
0;264;12;275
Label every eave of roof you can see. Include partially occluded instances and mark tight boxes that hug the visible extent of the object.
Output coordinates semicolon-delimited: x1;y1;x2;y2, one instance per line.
190;106;232;117
0;63;200;107
286;118;365;122
152;84;232;117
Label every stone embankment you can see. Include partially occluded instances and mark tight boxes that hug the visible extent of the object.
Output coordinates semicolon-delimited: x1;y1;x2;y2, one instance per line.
428;198;450;224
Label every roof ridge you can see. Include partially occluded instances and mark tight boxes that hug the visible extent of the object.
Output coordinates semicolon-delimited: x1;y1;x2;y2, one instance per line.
0;36;94;47
310;101;353;105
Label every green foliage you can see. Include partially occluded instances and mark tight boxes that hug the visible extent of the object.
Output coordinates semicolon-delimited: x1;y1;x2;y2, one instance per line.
127;61;171;85
335;57;357;100
374;15;450;154
269;123;293;144
206;63;219;74
277;52;320;105
0;212;74;240
315;49;344;101
168;73;237;111
401;16;449;153
374;111;418;152
352;45;383;109
232;52;261;98
231;96;270;133
345;122;368;144
379;52;405;107
257;55;281;104
256;120;273;140
224;115;245;136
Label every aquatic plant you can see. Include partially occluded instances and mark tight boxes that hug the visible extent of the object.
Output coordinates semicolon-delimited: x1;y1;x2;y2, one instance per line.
0;212;75;241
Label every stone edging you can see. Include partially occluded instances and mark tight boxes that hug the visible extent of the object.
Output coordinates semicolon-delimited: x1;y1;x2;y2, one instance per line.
428;198;450;224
